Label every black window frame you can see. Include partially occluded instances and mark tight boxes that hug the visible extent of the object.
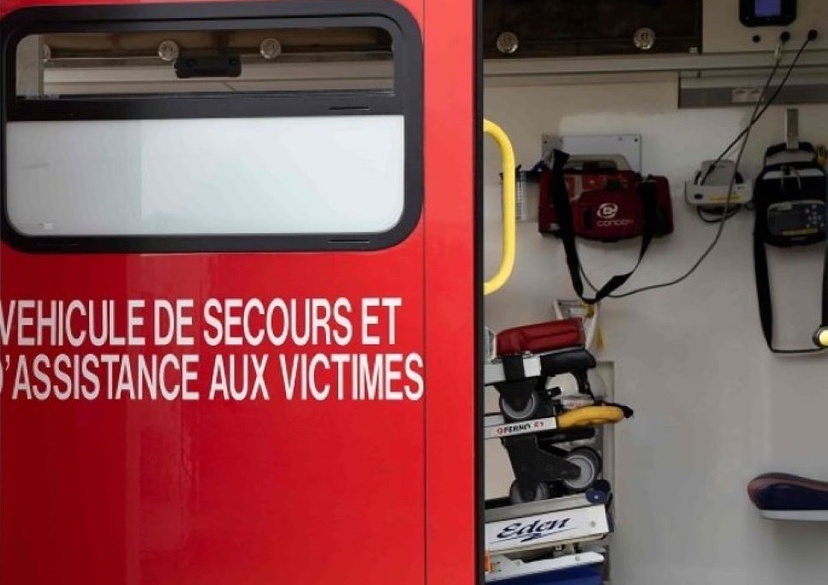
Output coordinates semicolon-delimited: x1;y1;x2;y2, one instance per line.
0;0;423;254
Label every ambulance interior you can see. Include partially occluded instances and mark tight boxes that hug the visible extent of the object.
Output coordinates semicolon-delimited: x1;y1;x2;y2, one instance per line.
11;0;828;583
480;1;828;584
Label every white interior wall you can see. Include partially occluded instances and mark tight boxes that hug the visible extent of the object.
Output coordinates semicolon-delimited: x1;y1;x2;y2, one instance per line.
483;79;828;585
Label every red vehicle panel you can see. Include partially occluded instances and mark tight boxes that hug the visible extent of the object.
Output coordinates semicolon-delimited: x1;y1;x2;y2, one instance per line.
0;0;478;583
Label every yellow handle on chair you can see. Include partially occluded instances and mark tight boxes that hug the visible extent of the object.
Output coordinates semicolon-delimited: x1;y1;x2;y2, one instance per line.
483;119;517;296
557;406;627;429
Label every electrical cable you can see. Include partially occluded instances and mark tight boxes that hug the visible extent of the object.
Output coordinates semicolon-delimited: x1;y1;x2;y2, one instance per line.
688;42;789;222
696;205;741;223
698;36;812;183
578;34;814;299
580;124;752;297
579;44;782;295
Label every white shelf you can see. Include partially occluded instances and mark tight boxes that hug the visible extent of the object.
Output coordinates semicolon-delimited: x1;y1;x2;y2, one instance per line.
483;49;828;79
759;510;828;521
486;551;604;583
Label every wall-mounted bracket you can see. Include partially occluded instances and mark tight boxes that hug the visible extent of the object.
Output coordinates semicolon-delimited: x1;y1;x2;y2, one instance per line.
786;107;799;150
541;134;642;174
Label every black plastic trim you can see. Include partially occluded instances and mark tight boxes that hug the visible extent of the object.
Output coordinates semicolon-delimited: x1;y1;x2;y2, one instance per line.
474;0;485;581
0;1;423;254
8;92;401;121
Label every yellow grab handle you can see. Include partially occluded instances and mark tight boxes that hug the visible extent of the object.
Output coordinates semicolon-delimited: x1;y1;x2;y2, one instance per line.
483;119;516;296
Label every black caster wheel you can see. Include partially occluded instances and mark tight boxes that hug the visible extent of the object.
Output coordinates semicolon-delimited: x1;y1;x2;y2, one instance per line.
562;447;602;493
509;480;550;505
499;391;539;422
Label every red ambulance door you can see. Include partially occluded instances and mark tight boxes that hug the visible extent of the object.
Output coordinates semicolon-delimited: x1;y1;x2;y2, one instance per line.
0;1;478;584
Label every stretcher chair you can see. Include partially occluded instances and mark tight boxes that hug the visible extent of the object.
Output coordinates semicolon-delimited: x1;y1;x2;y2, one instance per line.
483;318;632;583
485;318;633;503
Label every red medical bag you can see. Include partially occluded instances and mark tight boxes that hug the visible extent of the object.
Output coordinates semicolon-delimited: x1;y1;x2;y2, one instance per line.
539;150;675;304
538;158;674;242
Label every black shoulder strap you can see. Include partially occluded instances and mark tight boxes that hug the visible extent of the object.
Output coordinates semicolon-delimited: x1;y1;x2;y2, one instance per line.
818;235;828;346
752;180;825;354
549;149;657;305
822;244;828;327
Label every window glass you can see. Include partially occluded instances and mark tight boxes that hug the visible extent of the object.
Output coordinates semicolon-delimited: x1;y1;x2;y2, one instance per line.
2;8;422;251
7;115;404;236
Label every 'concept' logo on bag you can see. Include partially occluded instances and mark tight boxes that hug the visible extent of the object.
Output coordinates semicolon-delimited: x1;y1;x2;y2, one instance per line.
595;202;634;228
495;517;574;544
597;202;619;219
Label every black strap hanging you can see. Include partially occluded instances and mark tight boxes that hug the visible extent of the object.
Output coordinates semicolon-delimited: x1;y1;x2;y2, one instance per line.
752;145;827;354
548;149;658;305
753;228;826;354
813;222;828;348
